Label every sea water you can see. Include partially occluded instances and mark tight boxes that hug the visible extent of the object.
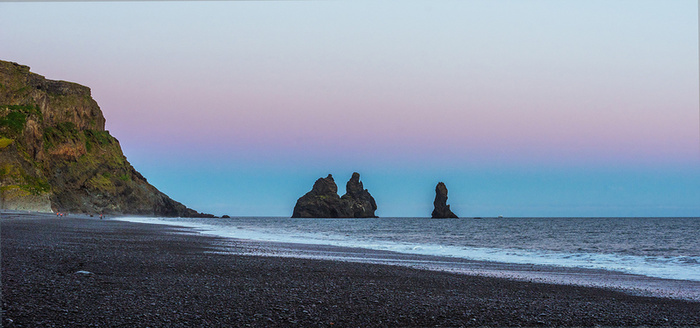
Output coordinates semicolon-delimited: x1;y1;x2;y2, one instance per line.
117;216;700;283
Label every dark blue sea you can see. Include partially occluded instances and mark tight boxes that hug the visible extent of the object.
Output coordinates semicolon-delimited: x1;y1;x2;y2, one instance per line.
119;216;700;300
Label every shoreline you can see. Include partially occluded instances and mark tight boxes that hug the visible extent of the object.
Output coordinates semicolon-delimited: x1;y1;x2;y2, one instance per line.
116;215;700;302
211;239;700;302
2;213;699;327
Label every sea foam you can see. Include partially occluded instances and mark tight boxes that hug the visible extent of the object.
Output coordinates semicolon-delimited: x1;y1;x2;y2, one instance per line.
117;216;700;282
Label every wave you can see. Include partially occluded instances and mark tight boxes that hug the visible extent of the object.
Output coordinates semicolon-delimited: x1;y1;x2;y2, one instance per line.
117;216;700;282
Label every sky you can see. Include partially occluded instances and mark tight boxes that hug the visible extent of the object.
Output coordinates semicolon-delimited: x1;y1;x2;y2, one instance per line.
1;0;698;217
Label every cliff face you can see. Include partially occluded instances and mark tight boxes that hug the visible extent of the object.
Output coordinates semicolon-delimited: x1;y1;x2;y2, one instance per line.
432;182;458;219
0;60;204;217
292;173;378;218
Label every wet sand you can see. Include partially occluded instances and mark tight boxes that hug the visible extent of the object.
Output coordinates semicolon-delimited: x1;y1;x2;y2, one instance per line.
2;213;699;327
205;233;700;302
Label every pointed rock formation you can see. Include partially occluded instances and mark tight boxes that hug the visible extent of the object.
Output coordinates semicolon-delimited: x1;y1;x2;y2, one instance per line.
292;172;378;218
291;174;347;218
341;172;378;218
432;182;458;218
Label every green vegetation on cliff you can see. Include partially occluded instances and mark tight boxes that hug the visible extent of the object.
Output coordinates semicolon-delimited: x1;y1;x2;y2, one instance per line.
0;163;50;196
0;137;12;149
0;104;40;137
0;111;26;135
42;122;78;150
0;59;207;216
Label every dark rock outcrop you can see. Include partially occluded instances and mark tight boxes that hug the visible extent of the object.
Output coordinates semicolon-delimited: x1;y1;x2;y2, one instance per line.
431;182;458;218
292;172;377;218
292;174;347;218
0;60;209;217
340;172;378;218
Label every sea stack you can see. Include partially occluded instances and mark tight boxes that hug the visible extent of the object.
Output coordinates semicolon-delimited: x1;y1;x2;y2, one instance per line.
431;182;458;219
292;172;377;218
340;172;378;218
291;174;346;218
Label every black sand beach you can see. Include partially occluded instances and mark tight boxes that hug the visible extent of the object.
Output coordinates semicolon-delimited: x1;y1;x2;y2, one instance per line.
2;213;699;327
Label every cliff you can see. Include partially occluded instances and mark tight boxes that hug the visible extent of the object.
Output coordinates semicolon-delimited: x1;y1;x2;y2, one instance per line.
0;60;207;217
431;182;458;218
292;173;378;218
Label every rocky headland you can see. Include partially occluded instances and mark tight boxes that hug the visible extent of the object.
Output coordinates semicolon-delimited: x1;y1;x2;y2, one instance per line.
432;182;458;218
292;173;378;218
0;60;209;217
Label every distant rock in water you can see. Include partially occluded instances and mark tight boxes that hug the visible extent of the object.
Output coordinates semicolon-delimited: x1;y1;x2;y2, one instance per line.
431;182;458;219
0;60;210;217
292;174;347;218
341;172;378;218
292;172;377;218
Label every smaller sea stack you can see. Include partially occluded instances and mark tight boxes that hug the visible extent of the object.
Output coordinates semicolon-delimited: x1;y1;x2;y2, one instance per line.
432;182;458;219
340;172;378;218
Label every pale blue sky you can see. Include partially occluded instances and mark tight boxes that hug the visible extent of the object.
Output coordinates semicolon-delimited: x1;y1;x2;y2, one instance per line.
1;0;698;216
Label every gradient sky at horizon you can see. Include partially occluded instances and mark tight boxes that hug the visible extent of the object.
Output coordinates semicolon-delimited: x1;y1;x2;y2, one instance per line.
2;0;698;217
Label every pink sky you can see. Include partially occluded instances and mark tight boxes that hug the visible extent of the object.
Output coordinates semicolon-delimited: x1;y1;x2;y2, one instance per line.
1;1;698;216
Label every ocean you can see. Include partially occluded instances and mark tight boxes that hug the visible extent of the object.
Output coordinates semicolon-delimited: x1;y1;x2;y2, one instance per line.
117;216;700;300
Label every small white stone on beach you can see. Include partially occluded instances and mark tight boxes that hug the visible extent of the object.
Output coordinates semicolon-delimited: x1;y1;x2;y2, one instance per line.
75;270;93;275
